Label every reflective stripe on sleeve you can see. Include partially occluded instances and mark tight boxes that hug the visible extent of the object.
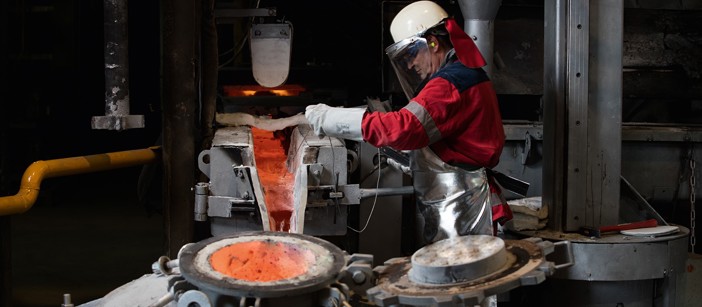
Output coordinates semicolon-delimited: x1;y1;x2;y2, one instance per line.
404;101;442;143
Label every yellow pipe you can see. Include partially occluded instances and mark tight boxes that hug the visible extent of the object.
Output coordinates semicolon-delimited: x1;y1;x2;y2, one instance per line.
0;146;161;216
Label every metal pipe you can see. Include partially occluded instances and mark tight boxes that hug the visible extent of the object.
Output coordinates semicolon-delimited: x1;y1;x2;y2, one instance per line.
148;292;174;307
103;0;130;118
92;0;145;130
457;0;502;78
162;0;197;257
61;293;75;307
0;147;161;216
359;186;415;200
194;182;209;222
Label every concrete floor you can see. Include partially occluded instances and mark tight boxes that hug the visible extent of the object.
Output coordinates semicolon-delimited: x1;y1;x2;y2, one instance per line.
8;168;164;307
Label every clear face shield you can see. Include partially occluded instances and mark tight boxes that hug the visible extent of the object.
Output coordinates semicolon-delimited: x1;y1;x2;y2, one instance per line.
385;36;432;100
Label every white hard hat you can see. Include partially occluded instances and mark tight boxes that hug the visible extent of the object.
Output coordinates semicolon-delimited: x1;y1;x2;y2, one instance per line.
389;1;449;43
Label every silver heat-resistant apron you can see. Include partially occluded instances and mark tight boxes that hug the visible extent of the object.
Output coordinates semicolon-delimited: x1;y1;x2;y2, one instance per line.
411;147;494;245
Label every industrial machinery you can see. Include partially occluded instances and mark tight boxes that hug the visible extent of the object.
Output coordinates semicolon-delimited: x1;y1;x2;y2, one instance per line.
76;119;571;306
85;0;698;306
81;231;570;307
4;0;698;306
195;124;414;237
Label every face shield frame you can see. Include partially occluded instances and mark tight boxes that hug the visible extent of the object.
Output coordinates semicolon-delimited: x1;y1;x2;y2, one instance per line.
385;36;433;100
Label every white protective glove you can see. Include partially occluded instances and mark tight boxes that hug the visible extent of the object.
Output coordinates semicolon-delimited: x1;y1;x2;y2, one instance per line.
304;104;364;141
386;158;412;176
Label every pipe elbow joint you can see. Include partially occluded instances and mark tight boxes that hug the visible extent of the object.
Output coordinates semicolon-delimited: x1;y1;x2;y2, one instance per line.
0;188;40;216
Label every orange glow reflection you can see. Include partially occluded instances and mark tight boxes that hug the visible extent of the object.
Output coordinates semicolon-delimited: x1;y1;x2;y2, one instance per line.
209;240;314;282
251;127;294;231
223;84;305;97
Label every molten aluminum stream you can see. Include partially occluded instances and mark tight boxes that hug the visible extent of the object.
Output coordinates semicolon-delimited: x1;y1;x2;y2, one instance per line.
209;239;315;282
251;127;295;231
251;127;294;232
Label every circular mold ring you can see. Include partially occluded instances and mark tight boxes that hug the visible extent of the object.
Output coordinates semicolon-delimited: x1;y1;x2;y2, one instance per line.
179;231;346;298
367;239;546;306
409;235;508;284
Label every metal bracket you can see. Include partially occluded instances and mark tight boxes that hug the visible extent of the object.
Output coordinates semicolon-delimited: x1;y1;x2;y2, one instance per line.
207;196;255;217
308;164;324;186
521;131;541;165
523;237;574;275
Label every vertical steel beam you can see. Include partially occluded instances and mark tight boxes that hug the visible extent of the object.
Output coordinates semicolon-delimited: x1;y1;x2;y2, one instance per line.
543;0;568;232
564;0;590;230
162;0;197;258
586;0;622;227
544;0;623;231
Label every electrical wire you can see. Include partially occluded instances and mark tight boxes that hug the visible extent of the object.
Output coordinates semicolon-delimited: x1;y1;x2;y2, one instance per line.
293;126;311;159
218;29;251;69
217;0;262;69
298;129;381;233
348;147;382;233
359;164;380;183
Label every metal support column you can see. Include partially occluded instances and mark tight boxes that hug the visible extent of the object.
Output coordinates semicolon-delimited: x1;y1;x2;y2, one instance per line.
543;0;621;232
162;0;198;258
586;0;623;228
92;0;145;130
534;1;687;306
542;0;568;232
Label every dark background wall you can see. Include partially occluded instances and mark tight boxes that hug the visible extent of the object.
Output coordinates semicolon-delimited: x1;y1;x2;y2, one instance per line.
0;1;163;306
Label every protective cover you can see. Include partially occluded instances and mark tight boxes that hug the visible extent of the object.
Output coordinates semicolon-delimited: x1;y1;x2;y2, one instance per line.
250;23;292;88
410;147;494;245
385;36;432;100
385;18;486;100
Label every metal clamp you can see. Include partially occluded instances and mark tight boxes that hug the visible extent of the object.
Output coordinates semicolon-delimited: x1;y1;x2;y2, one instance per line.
552;240;574;270
524;237;574;275
340;254;375;300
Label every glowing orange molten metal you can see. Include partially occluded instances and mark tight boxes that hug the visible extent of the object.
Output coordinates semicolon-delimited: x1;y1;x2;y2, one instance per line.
251;127;294;231
209;240;314;282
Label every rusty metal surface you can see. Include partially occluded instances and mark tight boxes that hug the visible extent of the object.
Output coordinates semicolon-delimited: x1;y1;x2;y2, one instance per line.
367;239;547;306
178;231;346;298
93;0;145;131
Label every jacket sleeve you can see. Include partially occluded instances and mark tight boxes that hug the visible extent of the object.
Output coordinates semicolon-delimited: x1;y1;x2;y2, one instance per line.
362;75;465;150
361;107;431;150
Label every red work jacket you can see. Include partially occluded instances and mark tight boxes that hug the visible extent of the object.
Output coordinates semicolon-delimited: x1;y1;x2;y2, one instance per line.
361;61;505;169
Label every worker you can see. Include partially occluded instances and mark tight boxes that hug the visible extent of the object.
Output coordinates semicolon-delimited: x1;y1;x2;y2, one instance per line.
305;1;511;247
